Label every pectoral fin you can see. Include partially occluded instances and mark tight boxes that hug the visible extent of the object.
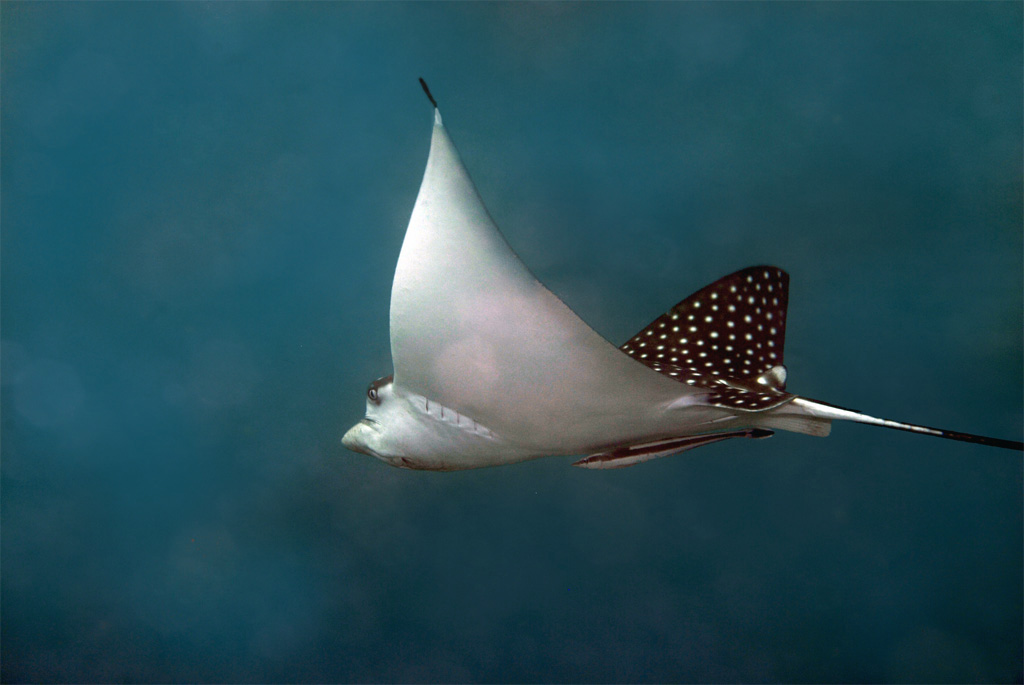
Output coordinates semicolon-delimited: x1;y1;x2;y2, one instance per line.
572;428;774;469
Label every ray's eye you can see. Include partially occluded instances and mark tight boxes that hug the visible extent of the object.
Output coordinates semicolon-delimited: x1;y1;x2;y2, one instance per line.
366;374;391;406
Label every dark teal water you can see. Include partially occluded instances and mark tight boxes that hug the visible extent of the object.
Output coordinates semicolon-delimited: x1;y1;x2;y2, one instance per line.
2;3;1021;682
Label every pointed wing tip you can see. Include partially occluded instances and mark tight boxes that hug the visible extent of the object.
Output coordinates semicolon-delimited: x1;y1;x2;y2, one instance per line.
419;78;441;126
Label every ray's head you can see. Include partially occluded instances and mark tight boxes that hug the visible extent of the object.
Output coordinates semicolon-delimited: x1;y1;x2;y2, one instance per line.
341;374;406;466
342;374;456;470
341;372;526;471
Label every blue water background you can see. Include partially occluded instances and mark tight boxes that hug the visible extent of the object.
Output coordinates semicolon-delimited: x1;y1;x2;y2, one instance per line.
2;3;1021;682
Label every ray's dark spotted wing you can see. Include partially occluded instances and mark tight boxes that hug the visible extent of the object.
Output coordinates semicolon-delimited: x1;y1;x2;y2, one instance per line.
621;266;794;412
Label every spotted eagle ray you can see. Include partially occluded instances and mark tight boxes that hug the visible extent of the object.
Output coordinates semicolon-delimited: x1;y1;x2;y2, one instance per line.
342;80;1023;470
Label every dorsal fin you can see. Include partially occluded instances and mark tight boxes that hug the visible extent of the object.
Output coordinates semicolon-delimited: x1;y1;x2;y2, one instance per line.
756;364;787;391
621;266;793;412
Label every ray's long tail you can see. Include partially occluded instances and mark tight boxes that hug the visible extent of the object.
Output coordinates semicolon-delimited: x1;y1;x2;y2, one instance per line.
781;397;1024;451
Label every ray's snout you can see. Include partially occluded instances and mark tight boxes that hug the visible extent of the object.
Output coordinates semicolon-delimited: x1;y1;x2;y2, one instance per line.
341;421;372;455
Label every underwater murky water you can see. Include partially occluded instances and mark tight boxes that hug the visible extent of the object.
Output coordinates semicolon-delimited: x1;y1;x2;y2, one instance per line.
2;3;1021;682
